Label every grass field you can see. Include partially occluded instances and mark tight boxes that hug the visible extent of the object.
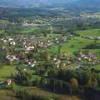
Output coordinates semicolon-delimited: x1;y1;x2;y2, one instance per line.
0;65;16;81
76;29;100;37
49;36;94;55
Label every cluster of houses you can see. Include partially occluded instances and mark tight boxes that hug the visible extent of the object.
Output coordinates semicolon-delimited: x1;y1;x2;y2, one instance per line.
0;35;68;49
77;51;99;64
0;34;99;89
0;35;68;65
50;53;74;69
0;79;13;88
0;35;99;71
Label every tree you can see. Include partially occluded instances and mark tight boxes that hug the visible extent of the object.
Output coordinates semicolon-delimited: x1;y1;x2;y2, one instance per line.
88;69;98;88
15;67;33;86
70;78;79;93
77;70;90;86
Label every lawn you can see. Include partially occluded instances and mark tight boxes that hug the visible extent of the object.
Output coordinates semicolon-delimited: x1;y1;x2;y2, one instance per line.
0;65;16;81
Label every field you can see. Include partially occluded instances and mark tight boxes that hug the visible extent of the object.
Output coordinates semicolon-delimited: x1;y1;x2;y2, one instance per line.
49;37;94;55
76;29;100;37
49;29;100;55
0;65;16;81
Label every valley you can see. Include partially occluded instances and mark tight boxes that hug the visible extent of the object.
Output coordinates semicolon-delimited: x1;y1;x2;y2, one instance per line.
0;0;100;100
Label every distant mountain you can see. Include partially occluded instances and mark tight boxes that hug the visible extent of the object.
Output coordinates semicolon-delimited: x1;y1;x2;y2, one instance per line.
0;0;100;11
74;0;100;11
0;0;77;6
0;0;80;8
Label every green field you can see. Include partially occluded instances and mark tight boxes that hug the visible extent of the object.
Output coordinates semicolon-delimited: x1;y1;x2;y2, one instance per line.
49;36;95;55
0;65;16;80
76;29;100;37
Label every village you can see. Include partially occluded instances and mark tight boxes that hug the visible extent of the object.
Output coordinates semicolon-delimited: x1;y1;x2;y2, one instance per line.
0;32;99;91
0;0;100;99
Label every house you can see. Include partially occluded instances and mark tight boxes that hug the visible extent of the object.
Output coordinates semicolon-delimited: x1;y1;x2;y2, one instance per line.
6;79;12;86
